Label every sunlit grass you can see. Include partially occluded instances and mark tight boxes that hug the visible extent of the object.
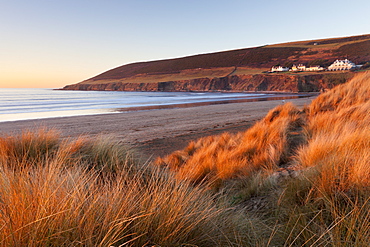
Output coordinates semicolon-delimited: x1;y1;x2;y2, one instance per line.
1;71;369;246
0;130;250;246
157;102;305;187
158;71;370;246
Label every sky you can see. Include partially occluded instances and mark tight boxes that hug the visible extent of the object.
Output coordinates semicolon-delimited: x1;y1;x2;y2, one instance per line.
0;0;369;88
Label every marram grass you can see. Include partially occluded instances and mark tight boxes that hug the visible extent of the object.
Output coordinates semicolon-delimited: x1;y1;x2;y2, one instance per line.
0;130;250;246
1;71;369;246
158;71;370;246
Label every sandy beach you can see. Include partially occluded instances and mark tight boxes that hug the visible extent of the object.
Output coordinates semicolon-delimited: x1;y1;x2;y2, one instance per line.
0;96;316;159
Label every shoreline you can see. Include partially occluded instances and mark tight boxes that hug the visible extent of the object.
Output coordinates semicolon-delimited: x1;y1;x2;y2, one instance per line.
116;93;317;113
0;96;317;159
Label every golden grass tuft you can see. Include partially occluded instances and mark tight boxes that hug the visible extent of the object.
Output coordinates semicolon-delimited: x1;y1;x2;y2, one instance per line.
308;71;370;115
273;72;370;245
157;102;306;185
0;129;60;167
0;130;249;246
297;72;370;194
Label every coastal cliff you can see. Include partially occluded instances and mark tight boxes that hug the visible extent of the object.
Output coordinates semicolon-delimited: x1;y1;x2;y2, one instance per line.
62;73;354;92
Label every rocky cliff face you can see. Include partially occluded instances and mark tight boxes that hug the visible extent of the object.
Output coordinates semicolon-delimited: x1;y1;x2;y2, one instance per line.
62;73;355;92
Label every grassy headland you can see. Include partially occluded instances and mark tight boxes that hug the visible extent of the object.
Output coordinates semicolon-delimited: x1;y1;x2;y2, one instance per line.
1;72;369;246
62;34;370;92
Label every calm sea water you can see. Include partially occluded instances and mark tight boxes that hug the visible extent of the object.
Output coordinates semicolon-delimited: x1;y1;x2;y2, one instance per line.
0;88;275;122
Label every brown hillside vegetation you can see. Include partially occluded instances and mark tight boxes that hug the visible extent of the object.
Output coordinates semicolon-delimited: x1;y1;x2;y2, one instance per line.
63;34;370;91
87;34;370;81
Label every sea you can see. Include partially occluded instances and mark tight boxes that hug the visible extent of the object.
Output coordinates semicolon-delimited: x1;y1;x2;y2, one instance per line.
0;88;304;122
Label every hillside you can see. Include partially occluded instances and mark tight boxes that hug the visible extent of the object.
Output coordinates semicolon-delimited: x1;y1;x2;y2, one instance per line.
63;34;370;92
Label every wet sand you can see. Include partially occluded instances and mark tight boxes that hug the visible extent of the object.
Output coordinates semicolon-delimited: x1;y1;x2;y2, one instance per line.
0;96;317;159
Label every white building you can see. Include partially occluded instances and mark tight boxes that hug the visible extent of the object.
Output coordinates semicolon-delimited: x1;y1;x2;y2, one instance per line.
291;64;305;71
290;64;324;72
271;66;289;72
328;59;356;71
305;65;325;72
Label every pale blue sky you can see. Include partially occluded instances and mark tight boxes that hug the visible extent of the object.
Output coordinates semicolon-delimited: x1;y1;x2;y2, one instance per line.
1;0;369;88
